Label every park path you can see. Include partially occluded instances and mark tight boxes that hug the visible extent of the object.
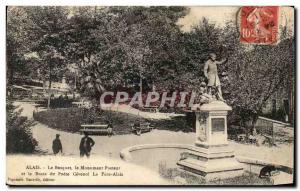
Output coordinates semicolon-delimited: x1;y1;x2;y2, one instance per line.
14;102;294;169
101;103;184;119
13;101;195;159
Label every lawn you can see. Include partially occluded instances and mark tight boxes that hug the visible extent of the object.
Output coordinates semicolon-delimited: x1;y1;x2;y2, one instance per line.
33;107;194;135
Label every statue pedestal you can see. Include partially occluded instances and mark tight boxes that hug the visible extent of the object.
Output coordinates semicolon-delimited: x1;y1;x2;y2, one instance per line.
177;101;243;180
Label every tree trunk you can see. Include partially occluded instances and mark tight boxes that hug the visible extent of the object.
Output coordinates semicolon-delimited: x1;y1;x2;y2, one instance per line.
9;62;14;86
47;65;52;109
47;80;52;109
244;115;258;137
251;115;258;136
7;50;14;86
243;120;250;140
152;81;156;92
139;72;142;95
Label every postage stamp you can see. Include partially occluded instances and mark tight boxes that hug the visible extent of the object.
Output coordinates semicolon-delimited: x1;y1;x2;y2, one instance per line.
240;6;279;44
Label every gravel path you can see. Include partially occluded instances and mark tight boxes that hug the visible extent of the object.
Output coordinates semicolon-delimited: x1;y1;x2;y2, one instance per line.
14;102;294;168
101;103;184;119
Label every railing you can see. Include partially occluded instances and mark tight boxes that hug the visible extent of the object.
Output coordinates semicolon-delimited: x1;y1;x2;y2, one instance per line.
255;116;291;146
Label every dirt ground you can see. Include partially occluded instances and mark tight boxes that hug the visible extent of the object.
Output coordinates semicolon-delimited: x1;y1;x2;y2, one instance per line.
14;102;294;168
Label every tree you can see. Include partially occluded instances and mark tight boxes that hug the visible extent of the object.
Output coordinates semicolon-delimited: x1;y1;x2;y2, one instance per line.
6;7;31;85
119;7;187;91
165;18;237;92
224;37;295;135
66;6;187;99
183;18;295;135
25;7;69;108
177;17;294;135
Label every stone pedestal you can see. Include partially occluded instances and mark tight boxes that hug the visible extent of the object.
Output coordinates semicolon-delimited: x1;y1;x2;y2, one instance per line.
177;101;243;180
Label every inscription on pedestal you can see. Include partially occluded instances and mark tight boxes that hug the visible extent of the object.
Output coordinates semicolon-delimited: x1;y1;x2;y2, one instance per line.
178;101;243;180
211;118;225;133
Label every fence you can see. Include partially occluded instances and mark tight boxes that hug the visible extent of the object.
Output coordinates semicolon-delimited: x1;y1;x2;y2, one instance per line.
255;116;291;145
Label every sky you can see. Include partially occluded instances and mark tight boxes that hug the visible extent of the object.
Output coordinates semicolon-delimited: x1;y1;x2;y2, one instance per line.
177;6;294;35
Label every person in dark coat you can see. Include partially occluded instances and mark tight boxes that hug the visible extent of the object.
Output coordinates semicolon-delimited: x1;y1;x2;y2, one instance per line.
79;132;95;158
52;134;63;155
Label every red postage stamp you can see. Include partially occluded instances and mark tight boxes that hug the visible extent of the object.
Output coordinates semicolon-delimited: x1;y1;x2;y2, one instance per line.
240;6;279;44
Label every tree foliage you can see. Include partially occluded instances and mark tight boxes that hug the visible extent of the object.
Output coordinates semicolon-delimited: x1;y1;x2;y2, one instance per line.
6;98;37;153
6;6;295;133
224;37;295;132
6;7;32;84
24;7;69;81
65;6;188;97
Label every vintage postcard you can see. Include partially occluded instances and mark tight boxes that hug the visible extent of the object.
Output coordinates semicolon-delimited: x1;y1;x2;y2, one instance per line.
6;6;295;186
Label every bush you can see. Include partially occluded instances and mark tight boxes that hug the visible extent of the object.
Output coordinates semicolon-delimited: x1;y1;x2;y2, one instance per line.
34;108;84;133
153;115;194;133
34;107;196;134
39;97;74;108
34;107;149;135
6;99;37;153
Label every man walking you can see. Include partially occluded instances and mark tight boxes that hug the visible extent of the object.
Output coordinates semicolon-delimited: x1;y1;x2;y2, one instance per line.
52;134;63;155
79;132;95;158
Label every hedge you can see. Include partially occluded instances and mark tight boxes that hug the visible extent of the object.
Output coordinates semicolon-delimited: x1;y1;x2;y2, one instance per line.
33;107;194;135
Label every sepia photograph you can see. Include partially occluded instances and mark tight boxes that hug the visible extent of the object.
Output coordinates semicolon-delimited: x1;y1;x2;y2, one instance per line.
6;5;295;186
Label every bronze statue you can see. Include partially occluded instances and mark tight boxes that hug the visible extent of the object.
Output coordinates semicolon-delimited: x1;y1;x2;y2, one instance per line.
203;53;226;101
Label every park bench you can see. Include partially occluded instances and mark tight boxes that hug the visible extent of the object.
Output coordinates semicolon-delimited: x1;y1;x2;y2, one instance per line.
141;106;159;113
131;122;153;135
237;134;257;144
72;101;92;108
80;122;113;136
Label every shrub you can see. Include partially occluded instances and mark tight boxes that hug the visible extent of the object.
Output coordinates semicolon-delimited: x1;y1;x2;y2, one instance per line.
39;97;74;109
34;108;85;133
152;115;194;133
34;107;149;134
6;99;37;153
34;106;196;134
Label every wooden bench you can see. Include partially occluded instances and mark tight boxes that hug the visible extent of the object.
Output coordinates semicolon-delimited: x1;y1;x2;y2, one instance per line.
237;134;246;142
72;101;92;108
142;106;159;113
131;122;153;135
237;134;257;144
80;123;113;136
